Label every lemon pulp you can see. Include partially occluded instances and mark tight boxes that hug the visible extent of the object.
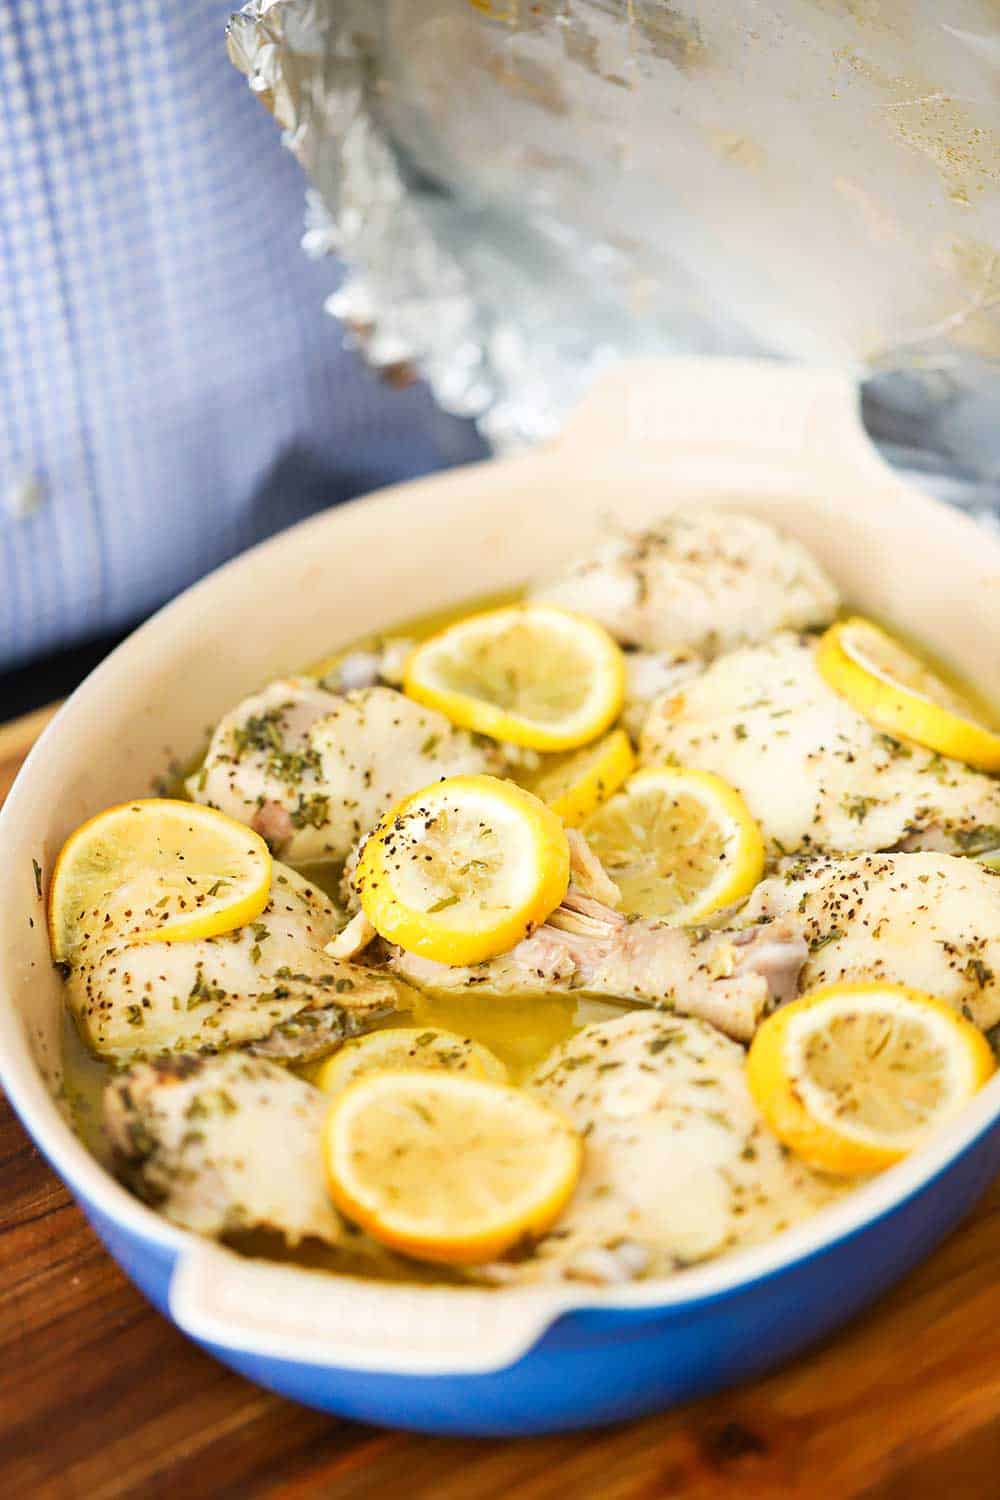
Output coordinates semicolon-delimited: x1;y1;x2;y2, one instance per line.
583;767;764;922
747;983;995;1174
818;616;1000;771
403;604;625;750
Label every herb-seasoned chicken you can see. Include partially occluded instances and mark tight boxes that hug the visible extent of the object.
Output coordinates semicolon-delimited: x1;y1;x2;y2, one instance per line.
641;633;1000;859
390;887;806;1042
66;863;412;1063
187;677;337;860
324;638;415;693
189;680;494;863
104;1053;401;1272
741;851;1000;1034
485;1012;840;1285
532;509;839;656
621;647;703;741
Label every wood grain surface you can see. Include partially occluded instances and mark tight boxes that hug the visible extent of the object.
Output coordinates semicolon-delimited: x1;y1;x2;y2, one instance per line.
2;708;999;1500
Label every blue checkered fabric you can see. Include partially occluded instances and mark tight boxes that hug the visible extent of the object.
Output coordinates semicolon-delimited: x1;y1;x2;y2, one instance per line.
0;0;484;672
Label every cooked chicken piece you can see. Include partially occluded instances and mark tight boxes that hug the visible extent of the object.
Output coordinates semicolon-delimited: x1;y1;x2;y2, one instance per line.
642;632;1000;860
741;851;1000;1034
322;635;661;763
324;638;415;693
189;680;495;864
621;647;703;741
310;686;496;853
104;1053;401;1273
325;828;618;965
485;1013;841;1285
390;888;806;1042
566;827;622;907
186;677;337;862
241;982;405;1066
532;509;838;656
328;654;543;780
325;908;378;962
66;863;412;1063
332;768;599;930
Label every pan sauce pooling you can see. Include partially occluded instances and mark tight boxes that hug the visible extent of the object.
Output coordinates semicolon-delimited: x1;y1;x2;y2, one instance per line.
54;508;1000;1285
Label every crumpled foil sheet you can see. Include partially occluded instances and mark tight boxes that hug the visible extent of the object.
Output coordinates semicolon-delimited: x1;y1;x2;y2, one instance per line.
228;1;1000;470
227;0;526;442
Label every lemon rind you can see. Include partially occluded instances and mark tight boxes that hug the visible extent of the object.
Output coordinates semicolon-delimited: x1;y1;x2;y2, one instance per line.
315;1027;507;1096
532;729;636;827
404;605;626;752
747;982;995;1176
817;618;1000;772
323;1071;582;1264
585;765;765;925
356;774;571;966
48;798;272;961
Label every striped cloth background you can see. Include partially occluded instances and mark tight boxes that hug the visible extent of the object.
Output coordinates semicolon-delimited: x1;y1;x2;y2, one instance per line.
0;0;484;673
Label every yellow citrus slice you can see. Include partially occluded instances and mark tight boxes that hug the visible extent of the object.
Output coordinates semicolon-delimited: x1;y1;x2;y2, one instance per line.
582;766;764;922
48;798;272;962
322;1070;582;1263
355;774;570;966
747;982;995;1176
315;1026;507;1096
403;604;625;751
520;728;636;827
817;617;1000;771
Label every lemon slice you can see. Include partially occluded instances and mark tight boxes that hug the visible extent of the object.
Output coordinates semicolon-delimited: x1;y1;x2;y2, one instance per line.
520;728;636;827
817;617;1000;771
355;774;570;966
747;983;995;1176
48;799;272;962
403;604;625;751
315;1026;507;1096
582;766;764;922
322;1071;582;1263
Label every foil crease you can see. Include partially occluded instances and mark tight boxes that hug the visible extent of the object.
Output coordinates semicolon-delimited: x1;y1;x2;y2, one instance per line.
228;1;500;423
228;1;1000;465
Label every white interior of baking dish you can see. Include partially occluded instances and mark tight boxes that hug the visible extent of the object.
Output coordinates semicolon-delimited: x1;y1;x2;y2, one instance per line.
3;359;1000;1375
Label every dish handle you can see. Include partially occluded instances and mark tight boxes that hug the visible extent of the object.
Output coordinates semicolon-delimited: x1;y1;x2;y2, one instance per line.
549;357;894;483
170;1242;576;1376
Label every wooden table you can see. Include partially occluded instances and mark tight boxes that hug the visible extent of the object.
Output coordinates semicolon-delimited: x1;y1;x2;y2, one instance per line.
3;709;1000;1499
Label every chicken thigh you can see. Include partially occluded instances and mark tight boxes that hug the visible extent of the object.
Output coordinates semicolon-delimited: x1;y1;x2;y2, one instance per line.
390;887;806;1042
323;638;414;693
741;851;1000;1034
189;680;494;863
486;1012;841;1285
621;647;703;741
104;1053;403;1274
532;509;839;656
67;863;412;1063
642;632;1000;859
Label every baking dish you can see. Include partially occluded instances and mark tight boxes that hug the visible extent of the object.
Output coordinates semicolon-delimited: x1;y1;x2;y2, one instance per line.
3;359;1000;1435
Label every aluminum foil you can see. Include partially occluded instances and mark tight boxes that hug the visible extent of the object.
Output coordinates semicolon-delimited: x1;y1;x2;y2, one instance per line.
228;1;1000;468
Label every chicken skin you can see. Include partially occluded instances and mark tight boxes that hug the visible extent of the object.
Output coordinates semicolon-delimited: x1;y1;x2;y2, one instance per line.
532;509;839;657
485;1013;841;1285
104;1053;405;1274
641;633;1000;859
67;863;412;1063
741;851;1000;1034
621;647;703;741
189;680;494;864
390;886;807;1042
384;844;1000;1041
